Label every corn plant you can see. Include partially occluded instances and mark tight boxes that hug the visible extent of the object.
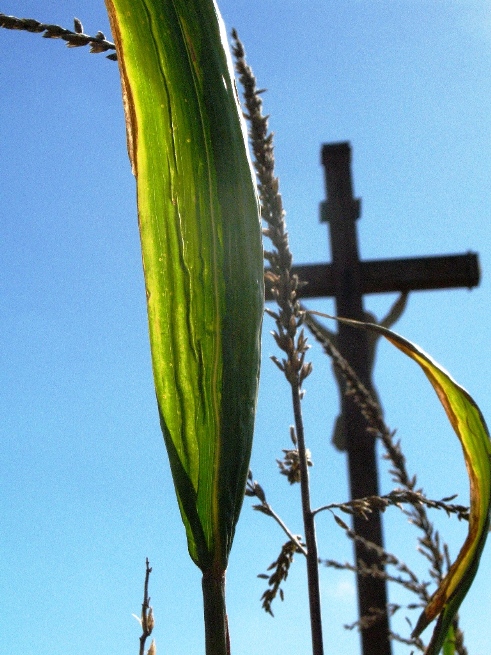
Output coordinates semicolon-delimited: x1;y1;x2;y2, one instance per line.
104;2;264;654
1;5;491;655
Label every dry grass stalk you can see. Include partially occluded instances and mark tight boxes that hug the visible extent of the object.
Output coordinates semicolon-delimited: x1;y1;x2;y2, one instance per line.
303;310;469;652
136;558;155;655
0;14;117;59
232;30;324;655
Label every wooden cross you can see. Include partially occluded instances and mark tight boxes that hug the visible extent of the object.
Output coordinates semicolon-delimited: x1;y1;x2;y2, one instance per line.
268;141;480;655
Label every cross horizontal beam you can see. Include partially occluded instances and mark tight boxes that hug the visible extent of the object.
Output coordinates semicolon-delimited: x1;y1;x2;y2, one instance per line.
265;252;479;301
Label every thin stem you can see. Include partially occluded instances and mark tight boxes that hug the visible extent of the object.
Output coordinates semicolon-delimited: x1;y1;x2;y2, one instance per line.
139;558;155;655
232;30;323;655
312;489;469;520
202;570;230;655
291;381;324;655
247;473;308;555
0;13;117;59
262;504;308;557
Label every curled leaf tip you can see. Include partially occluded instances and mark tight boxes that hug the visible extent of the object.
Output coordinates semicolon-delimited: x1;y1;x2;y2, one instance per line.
306;310;491;654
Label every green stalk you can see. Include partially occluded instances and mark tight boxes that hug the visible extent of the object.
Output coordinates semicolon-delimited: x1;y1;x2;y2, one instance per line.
202;571;229;655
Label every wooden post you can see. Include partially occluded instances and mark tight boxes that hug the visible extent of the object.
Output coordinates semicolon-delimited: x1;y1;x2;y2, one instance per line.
323;142;391;655
265;141;480;655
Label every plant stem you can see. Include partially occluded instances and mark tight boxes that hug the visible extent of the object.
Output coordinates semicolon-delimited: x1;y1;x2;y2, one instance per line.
139;558;154;655
0;13;117;58
262;504;308;556
292;381;324;655
232;31;323;654
202;570;230;655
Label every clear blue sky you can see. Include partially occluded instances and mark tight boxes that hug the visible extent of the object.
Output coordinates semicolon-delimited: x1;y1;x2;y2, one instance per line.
1;2;491;654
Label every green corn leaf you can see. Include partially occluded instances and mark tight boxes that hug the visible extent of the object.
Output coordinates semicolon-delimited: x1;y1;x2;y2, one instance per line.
308;311;491;655
105;0;263;576
382;330;491;655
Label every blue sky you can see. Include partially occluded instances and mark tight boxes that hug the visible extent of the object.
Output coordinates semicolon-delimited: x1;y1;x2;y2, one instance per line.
1;2;491;654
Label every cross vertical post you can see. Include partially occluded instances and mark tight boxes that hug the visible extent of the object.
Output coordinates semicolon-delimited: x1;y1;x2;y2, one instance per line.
322;142;392;655
264;140;479;655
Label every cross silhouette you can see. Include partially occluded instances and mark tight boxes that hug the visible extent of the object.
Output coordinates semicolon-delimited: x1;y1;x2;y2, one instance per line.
267;141;480;655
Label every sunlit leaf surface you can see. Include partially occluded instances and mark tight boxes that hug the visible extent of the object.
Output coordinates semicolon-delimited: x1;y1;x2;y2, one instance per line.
105;0;263;574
